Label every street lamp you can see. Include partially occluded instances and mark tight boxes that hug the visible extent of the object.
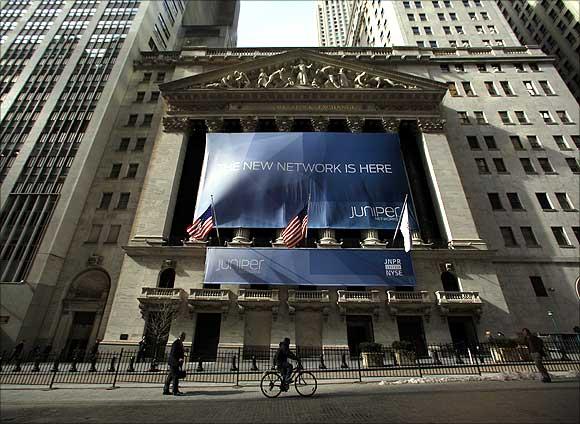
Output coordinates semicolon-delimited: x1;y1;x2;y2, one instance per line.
547;310;559;334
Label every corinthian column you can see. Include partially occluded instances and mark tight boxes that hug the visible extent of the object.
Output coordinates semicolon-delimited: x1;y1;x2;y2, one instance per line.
360;229;387;248
317;229;342;248
227;228;253;247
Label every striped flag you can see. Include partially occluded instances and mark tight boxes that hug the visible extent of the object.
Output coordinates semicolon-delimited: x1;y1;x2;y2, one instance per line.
281;206;308;248
399;198;412;252
186;205;214;240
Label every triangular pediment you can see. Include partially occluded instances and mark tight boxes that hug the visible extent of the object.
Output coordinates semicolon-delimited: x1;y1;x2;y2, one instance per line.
160;48;447;93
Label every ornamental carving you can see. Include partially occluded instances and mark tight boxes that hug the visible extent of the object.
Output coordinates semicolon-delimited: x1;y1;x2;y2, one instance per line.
163;116;191;133
417;118;447;133
381;118;400;133
199;60;419;90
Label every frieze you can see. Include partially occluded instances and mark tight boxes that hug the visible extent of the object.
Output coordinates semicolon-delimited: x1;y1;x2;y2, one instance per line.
381;118;400;133
417;118;447;133
162;116;192;133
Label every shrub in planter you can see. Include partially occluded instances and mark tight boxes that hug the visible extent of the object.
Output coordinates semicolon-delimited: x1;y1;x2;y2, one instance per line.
391;340;416;365
359;342;384;367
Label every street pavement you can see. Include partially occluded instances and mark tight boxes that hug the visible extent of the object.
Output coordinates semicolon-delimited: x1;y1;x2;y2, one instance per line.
1;379;579;423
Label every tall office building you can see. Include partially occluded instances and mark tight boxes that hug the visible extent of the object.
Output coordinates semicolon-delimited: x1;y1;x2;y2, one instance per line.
0;0;239;351
317;0;351;46
496;0;580;101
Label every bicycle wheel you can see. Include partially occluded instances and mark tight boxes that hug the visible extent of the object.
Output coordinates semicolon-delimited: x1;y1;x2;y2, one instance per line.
260;371;283;398
294;371;317;397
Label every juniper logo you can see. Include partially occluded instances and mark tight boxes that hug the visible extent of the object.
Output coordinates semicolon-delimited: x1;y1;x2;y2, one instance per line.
349;205;401;221
384;259;403;277
216;258;264;272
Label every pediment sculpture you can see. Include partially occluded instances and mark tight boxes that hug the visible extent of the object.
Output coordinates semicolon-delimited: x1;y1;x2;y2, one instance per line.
201;60;418;90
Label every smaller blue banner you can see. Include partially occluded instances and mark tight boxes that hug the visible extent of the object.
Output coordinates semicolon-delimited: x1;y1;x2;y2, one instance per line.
204;248;416;287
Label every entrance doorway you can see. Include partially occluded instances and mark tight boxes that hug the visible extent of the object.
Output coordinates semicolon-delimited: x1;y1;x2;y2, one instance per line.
192;313;222;361
447;316;478;353
346;315;374;356
396;316;427;356
65;311;96;360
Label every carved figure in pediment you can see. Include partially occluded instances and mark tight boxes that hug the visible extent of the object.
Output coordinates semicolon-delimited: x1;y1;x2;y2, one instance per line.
293;62;313;86
337;68;351;88
311;67;327;88
257;68;268;88
284;77;295;88
234;71;251;88
265;66;293;88
205;73;236;89
354;71;370;88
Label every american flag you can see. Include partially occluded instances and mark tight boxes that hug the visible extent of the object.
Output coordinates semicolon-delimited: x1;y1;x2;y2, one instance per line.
186;205;214;240
281;206;308;248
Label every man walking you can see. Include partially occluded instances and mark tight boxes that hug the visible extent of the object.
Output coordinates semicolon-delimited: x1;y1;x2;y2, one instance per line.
163;332;186;396
522;328;551;383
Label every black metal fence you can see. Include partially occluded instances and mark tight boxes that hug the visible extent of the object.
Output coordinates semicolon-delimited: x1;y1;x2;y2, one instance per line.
1;341;579;388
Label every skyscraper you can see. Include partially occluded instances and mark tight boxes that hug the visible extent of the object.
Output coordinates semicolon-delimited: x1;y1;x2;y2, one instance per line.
317;0;351;46
496;0;580;101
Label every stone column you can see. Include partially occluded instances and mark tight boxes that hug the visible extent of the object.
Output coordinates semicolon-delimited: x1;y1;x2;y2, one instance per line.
227;228;253;247
271;229;286;247
130;117;191;246
275;116;293;132
360;229;387;248
311;117;329;132
240;116;258;132
346;117;364;133
317;229;341;248
418;119;487;249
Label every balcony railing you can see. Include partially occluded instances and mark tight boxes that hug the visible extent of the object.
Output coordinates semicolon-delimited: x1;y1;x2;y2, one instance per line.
435;291;482;304
387;290;431;304
288;289;330;303
189;288;230;302
238;289;279;302
140;287;185;299
337;290;381;303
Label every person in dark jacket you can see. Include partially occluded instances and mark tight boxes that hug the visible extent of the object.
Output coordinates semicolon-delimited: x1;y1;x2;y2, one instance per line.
163;332;186;396
522;328;551;383
274;338;298;391
9;340;25;362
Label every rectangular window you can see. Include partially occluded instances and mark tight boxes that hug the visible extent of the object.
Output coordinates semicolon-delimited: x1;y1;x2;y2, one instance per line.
87;225;102;243
156;72;166;83
523;81;539;95
507;193;524;210
553;135;570;150
573;227;580;244
134;138;146;151
458;111;470;124
500;226;518;247
474;111;487;124
491;64;502;73
551;227;572;246
521;227;539;247
540;111;554;124
142;72;152;82
126;114;138;127
135;92;145;103
498;111;512;124
527;135;542;149
462;82;475;96
538;80;555;95
126;163;139;179
429;40;438;48
468;12;477;20
488;193;503;210
466;136;480;149
117;193;130;210
440;64;450;72
119;138;130;152
481;12;489;20
483;136;497;149
419;13;427;21
500;81;514;95
450;12;457;20
412;26;420;35
515;111;529;124
408;14;415;21
556;110;572;124
493;158;507;173
536;192;553;210
475;158;490;173
538;158;555;173
141;114;153;127
455;25;464;34
438;12;445;20
414;1;423;8
529;63;540;71
425;26;433;34
520;158;536;174
555;193;574;210
455;64;465;72
488;25;497;33
485;81;498;95
510;136;524;150
109;164;122;179
443;26;451;34
149;91;160;103
476;25;484;34
566;157;580;173
417;41;425;47
98;192;113;210
404;1;411;8
573;136;580;149
105;225;122;244
448;82;459;96
530;276;548;297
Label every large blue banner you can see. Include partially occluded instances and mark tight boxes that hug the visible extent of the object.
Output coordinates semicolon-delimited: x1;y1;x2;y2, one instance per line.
204;247;416;287
195;132;415;229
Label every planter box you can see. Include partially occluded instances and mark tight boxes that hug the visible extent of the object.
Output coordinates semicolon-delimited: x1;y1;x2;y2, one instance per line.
490;347;523;363
394;350;416;366
361;352;384;367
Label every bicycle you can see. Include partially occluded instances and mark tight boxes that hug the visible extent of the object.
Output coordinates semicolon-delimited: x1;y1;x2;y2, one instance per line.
260;361;318;398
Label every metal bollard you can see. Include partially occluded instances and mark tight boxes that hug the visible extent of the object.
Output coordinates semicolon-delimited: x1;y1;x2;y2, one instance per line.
318;354;327;370
250;355;259;371
340;353;349;369
108;356;116;372
127;356;135;372
230;354;238;372
196;358;204;372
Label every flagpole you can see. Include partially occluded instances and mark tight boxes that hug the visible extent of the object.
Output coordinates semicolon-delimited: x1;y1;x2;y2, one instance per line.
392;194;408;244
210;195;221;246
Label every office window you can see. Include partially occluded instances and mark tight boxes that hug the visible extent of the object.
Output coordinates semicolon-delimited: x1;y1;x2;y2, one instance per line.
449;12;457;20
552;135;570;150
141;114;153;127
520;158;536;174
538;158;554;173
462;0;469;6
538;81;554;95
440;64;450;72
118;138;130;152
555;193;574;210
432;0;440;7
536;193;553;209
455;64;465;72
109;164;122;179
449;40;457;47
443;26;451;34
528;63;540;72
514;63;525;72
485;81;498;95
408;14;415;21
412;26;420;35
126;163;139;179
500;81;514;95
498;111;512;124
126;114;138;127
142;72;152;82
461;39;470;47
573;136;580;149
481;11;489;20
455;25;464;34
448;82;459;96
419;13;427;21
474;111;487;124
529;276;548;297
527;136;542;149
521;227;539;247
403;1;411;8
477;63;487;72
438;12;445;21
573;227;580;244
523;81;539;96
98;192;113;210
540;111;554;123
117;193;130;210
424;26;432;35
488;25;497;33
491;64;502;73
566;157;580;173
462;82;475;96
475;158;490;173
466;136;480;149
443;0;451;7
507;193;524;210
149;91;160;103
510;136;524;150
135;92;145;103
500;226;518;247
551;227;572;246
134;138;146;151
556;110;572;124
156;72;166;83
483;136;497;149
429;40;438;47
468;12;477;20
458;111;470;124
476;25;484;34
414;1;422;8
515;111;529;124
105;225;122;244
474;0;481;6
493;158;507;173
417;41;425;47
488;193;503;210
87;225;102;243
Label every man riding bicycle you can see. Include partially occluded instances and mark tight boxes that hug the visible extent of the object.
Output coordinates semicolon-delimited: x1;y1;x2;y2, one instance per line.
274;337;298;391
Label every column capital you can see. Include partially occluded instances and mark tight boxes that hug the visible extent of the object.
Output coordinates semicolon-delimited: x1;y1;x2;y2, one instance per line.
163;116;191;133
381;118;400;133
346;117;364;133
275;116;293;132
240;116;258;132
311;116;329;132
205;118;223;133
417;118;446;133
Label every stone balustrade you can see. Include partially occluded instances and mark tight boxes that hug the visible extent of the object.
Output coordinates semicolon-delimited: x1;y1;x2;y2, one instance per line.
435;291;481;304
387;290;431;303
288;289;330;303
189;288;231;302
